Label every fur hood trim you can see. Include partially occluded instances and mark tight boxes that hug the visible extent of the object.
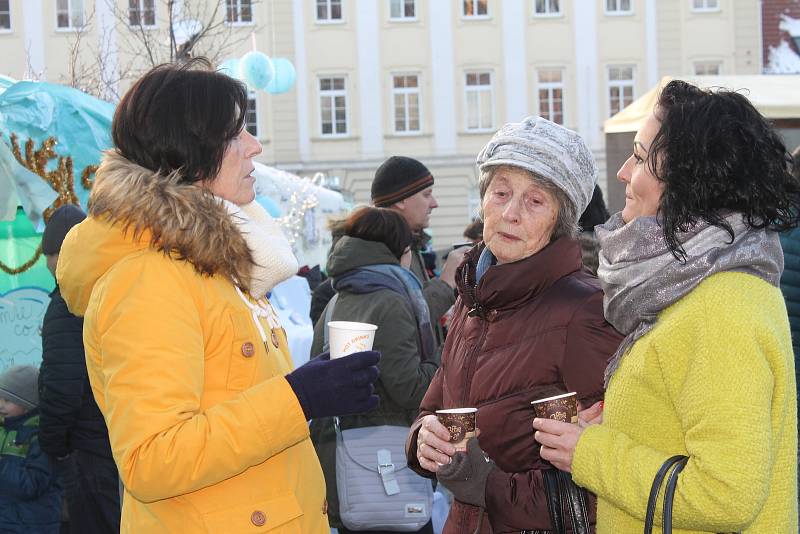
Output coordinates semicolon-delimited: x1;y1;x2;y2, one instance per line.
88;150;254;290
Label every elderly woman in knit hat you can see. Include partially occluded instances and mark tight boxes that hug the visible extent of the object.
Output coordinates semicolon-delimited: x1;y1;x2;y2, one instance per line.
404;116;623;533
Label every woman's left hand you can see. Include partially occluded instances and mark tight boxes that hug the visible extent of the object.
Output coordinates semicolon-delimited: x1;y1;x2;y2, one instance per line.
533;418;585;473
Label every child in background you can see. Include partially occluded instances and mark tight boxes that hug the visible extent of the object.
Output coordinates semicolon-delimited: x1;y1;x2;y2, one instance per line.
0;365;62;533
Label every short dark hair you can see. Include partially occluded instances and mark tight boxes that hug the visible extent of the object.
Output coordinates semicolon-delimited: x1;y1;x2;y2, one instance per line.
112;57;248;184
343;207;413;260
463;219;484;241
649;80;800;259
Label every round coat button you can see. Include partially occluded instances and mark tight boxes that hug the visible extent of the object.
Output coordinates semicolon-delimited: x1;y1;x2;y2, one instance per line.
250;510;266;526
241;342;255;357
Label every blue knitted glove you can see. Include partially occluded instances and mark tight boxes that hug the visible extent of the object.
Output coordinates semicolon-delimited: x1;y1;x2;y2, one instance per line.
285;350;380;420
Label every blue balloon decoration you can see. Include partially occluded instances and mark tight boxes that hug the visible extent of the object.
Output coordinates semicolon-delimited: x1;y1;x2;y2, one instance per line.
218;58;241;80
240;51;274;90
265;58;297;94
256;195;283;218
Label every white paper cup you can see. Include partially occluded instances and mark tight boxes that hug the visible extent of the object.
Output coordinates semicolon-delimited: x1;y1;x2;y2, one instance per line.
327;321;378;359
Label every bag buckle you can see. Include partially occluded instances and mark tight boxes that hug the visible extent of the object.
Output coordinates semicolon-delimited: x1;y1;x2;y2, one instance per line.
377;448;401;496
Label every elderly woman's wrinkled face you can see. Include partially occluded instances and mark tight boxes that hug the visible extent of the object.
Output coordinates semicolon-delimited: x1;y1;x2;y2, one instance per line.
617;112;664;223
205;128;263;206
482;166;559;264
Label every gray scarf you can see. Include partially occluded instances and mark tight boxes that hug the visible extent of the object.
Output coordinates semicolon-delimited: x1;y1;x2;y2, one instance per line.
597;212;783;387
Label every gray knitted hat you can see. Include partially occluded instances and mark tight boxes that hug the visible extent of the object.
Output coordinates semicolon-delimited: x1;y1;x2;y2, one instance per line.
476;116;597;216
0;365;39;409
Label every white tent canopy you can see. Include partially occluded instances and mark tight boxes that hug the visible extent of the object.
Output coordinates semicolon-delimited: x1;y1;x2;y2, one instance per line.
604;75;800;134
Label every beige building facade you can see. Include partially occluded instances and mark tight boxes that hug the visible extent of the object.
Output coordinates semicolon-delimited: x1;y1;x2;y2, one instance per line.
0;0;762;248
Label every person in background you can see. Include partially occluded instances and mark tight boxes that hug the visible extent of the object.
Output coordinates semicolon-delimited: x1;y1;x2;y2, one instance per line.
0;365;62;534
309;218;347;326
310;206;439;534
462;219;484;245
407;117;623;533
577;185;611;275
534;80;799;533
39;204;121;534
371;156;467;347
55;58;380;533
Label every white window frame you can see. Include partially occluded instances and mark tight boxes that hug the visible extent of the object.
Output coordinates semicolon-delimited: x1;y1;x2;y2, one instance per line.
225;0;254;26
604;0;633;16
464;71;494;132
56;0;85;31
536;68;565;125
607;65;635;117
0;0;11;32
693;60;722;75
391;73;422;135
316;0;344;24
245;91;259;138
691;0;720;13
128;0;157;28
319;76;349;137
389;0;416;21
533;0;561;18
462;0;490;19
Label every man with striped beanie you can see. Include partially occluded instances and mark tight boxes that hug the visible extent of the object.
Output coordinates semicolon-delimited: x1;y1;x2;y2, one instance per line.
371;156;467;347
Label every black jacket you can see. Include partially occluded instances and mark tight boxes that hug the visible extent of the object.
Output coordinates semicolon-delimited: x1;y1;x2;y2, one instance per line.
39;287;112;459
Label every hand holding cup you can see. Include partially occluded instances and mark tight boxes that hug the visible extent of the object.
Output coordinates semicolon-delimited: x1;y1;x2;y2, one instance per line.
416;414;456;473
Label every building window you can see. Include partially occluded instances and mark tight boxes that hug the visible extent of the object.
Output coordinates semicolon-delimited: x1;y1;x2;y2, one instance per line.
225;0;253;24
534;0;560;16
316;0;343;22
692;0;719;11
390;0;415;19
608;66;634;117
537;68;564;125
245;91;259;137
319;76;348;136
462;0;488;17
465;72;493;131
693;61;721;75
128;0;156;27
56;0;85;29
0;0;10;30
605;0;632;14
392;74;421;133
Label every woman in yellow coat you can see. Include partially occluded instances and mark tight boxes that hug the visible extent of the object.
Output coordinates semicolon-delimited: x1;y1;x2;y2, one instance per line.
56;59;381;533
531;80;800;532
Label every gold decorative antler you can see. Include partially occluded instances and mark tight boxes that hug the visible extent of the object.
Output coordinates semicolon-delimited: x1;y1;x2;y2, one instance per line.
2;134;98;274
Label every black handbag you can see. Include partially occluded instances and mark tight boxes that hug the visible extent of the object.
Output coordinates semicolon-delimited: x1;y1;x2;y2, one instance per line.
644;455;739;534
538;469;592;534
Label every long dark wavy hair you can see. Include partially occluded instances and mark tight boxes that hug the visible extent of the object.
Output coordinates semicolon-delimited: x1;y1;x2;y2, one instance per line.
648;80;800;259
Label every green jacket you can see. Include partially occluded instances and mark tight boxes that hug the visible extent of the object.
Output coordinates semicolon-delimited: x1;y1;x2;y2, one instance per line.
309;236;440;527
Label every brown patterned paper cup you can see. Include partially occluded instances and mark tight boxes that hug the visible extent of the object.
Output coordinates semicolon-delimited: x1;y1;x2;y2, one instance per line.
327;321;378;359
531;392;578;424
436;408;477;451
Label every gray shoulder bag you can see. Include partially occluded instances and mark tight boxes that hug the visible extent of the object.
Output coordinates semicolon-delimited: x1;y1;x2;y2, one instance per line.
323;296;434;531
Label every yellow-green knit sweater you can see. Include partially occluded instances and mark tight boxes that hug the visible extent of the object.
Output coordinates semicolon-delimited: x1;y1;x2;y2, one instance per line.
573;272;798;533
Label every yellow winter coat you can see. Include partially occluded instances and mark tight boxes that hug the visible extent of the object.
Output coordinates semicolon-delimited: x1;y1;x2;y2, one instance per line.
57;153;328;533
573;272;798;533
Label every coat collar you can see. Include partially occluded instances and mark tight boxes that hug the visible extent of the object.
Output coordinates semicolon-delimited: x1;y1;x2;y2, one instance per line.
456;236;583;317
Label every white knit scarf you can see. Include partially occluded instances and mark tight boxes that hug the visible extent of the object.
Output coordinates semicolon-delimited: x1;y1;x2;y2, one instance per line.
221;199;298;298
597;212;783;387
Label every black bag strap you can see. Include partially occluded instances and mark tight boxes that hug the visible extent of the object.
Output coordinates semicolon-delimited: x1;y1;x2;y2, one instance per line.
543;469;565;534
542;469;591;534
661;457;687;534
644;455;687;534
558;471;590;534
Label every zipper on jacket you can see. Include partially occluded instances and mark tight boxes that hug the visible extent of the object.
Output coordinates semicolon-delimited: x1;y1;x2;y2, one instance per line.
460;315;489;407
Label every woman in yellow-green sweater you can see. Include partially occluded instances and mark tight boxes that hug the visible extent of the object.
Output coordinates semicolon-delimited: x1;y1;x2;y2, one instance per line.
533;80;800;533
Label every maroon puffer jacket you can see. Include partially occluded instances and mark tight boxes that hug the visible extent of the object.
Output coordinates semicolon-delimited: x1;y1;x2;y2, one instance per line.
406;237;623;533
